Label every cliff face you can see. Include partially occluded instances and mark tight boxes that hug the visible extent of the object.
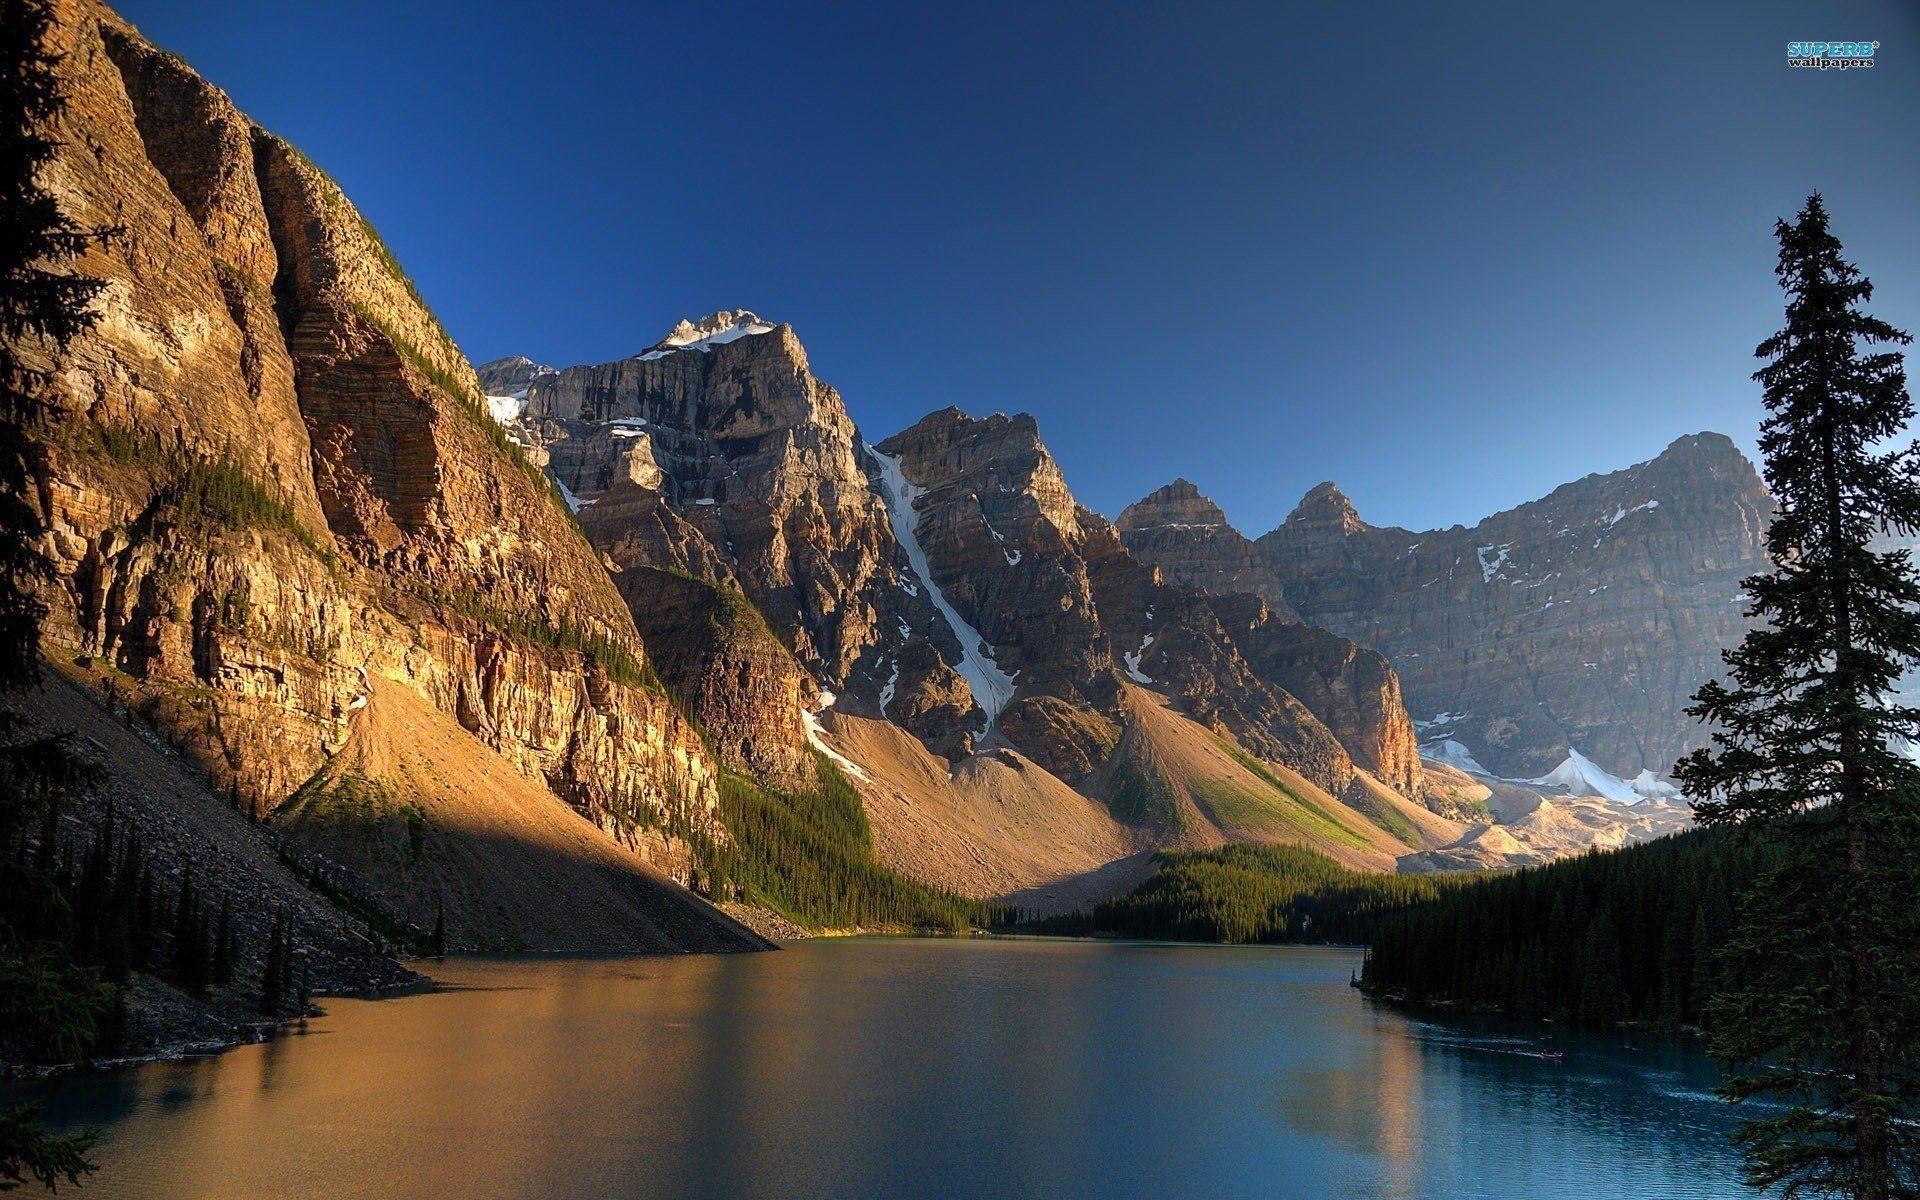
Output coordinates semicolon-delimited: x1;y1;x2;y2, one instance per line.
25;0;755;953
1205;593;1423;797
1117;480;1297;617
496;316;1435;865
1123;435;1771;780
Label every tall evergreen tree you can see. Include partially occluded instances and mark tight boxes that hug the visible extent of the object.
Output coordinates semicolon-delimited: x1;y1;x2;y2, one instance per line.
259;910;288;1015
1677;193;1920;1199
211;894;234;989
0;0;116;1189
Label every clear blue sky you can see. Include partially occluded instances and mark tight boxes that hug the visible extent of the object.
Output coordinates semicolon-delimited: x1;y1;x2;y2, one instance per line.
119;0;1920;533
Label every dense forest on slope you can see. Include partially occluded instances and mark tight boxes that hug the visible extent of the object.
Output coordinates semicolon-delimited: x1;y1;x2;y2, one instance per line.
701;754;1002;933
1358;828;1773;1028
1022;844;1460;944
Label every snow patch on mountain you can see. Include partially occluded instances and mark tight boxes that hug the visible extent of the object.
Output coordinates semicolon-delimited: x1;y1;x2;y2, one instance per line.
802;691;870;782
868;445;1019;733
485;393;524;423
1423;738;1491;776
1630;769;1684;802
638;311;776;361
1528;747;1640;803
1427;738;1685;808
1607;499;1661;527
1123;634;1156;684
1476;543;1511;582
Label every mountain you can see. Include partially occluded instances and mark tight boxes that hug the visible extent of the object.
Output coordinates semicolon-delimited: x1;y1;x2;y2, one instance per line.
489;327;1452;888
25;1;762;966
1121;435;1771;782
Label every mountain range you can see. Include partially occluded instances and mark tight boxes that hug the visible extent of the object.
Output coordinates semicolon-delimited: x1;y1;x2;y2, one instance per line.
21;0;1767;1033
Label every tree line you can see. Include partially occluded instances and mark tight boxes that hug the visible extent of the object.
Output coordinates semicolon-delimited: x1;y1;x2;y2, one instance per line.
1365;195;1920;1197
1356;827;1772;1028
699;754;1013;933
1019;843;1460;944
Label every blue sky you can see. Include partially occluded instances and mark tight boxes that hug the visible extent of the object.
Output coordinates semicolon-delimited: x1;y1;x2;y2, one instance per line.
120;1;1919;532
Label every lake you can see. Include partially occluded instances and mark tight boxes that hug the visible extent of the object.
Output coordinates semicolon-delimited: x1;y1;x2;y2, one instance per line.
10;938;1747;1199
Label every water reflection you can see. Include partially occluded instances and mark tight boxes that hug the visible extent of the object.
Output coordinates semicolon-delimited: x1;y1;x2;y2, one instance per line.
6;940;1747;1199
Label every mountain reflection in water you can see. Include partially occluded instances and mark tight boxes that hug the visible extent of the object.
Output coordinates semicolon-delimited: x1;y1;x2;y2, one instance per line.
7;938;1745;1199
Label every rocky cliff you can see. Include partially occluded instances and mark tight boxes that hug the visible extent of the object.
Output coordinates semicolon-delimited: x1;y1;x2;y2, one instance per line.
1122;435;1771;780
24;0;758;954
486;311;983;773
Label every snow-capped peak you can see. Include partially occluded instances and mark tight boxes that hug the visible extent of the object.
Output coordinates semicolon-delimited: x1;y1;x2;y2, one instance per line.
1528;747;1644;805
638;311;777;361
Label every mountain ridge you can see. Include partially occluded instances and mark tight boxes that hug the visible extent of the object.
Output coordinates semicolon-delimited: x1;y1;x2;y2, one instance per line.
1121;430;1770;780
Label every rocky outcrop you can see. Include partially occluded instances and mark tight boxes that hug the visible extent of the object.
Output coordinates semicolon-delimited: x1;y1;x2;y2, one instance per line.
25;1;748;952
1124;435;1771;780
610;567;812;789
1117;480;1296;616
477;354;554;401
1206;593;1422;797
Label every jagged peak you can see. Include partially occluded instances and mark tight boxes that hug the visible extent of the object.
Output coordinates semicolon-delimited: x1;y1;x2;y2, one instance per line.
1654;430;1746;467
478;354;541;372
1286;481;1365;534
1117;478;1231;532
476;354;553;383
881;407;1046;455
638;310;778;360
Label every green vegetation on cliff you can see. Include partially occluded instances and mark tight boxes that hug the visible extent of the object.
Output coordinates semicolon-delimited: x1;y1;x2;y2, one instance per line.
433;588;659;692
64;422;332;564
347;301;580;521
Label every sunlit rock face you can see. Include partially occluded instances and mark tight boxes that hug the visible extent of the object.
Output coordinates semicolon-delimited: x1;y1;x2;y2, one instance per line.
498;316;1426;806
494;315;974;773
29;2;734;923
1125;435;1773;780
871;408;1423;803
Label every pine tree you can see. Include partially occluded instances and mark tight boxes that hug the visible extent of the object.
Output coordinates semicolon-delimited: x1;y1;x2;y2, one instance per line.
169;866;210;997
0;0;117;1188
430;898;446;957
259;910;288;1015
211;895;234;989
1677;193;1920;1199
